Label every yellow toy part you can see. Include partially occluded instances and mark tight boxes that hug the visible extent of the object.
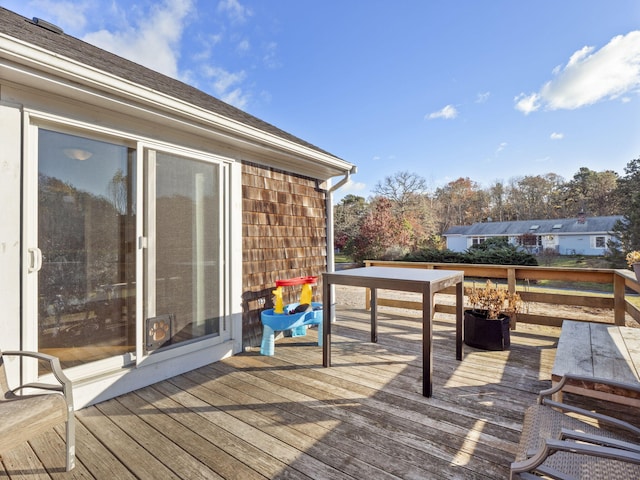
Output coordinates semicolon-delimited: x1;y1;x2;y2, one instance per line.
272;286;284;314
299;283;313;305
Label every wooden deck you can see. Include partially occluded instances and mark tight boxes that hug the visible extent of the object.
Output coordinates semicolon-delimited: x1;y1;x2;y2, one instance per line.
2;303;569;479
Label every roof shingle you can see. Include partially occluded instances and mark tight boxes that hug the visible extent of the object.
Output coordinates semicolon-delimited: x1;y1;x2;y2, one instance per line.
444;215;623;236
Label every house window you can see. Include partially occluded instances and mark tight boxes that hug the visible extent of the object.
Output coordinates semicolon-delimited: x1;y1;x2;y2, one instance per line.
29;124;229;370
593;236;607;249
471;237;485;246
517;234;542;248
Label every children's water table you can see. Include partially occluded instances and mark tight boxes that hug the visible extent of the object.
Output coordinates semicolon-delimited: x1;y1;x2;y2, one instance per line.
260;276;323;356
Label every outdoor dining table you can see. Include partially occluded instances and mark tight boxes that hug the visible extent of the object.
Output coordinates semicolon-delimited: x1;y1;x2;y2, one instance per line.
322;266;465;397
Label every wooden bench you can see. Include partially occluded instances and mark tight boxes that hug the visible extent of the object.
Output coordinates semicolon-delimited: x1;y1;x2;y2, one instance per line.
551;320;640;407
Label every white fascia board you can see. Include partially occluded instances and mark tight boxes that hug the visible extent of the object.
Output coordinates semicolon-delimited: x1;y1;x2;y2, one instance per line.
0;34;353;180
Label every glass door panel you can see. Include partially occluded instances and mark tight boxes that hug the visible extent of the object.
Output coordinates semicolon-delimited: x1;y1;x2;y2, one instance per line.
37;129;136;368
144;151;221;352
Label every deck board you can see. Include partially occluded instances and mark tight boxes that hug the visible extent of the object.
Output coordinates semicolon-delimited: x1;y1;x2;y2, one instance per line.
5;300;632;479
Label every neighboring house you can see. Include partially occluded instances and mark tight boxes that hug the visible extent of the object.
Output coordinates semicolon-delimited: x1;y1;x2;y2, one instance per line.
444;214;623;256
0;8;355;408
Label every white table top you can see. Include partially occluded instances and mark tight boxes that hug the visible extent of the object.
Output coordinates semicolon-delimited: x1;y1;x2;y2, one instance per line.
324;266;463;289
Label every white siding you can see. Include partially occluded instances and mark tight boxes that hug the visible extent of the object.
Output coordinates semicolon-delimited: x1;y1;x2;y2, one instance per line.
0;102;22;351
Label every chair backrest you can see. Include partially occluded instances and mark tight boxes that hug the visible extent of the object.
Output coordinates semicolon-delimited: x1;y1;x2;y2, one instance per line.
0;351;11;398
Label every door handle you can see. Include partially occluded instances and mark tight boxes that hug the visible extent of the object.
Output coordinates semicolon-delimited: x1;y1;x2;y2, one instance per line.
28;247;42;273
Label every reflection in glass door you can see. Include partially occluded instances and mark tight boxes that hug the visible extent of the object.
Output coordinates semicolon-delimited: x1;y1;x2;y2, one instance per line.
37;129;136;368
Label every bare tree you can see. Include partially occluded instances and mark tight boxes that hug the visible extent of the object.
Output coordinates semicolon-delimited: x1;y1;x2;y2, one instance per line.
106;168;128;215
373;171;429;216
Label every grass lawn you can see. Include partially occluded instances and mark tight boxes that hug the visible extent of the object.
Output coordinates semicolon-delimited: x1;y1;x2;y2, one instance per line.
334;253;353;263
541;254;615;269
536;254;625;293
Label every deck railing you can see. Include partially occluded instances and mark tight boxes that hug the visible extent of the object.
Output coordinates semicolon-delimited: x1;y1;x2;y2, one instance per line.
363;260;640;327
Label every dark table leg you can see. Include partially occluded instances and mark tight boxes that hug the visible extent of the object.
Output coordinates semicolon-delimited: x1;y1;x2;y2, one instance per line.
370;287;377;343
422;284;433;397
456;280;463;361
323;279;331;367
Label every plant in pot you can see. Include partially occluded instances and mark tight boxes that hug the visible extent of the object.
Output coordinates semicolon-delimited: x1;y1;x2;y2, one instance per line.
464;280;522;351
626;251;640;282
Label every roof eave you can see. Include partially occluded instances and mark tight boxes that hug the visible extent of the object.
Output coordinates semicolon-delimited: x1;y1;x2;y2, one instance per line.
0;33;353;181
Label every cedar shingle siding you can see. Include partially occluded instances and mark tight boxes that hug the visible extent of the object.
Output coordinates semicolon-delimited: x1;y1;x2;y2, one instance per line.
242;162;327;347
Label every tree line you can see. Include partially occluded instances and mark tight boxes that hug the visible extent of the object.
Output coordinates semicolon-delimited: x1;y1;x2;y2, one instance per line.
334;158;640;266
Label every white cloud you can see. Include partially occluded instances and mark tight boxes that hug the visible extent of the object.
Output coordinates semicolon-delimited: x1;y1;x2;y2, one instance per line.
29;0;90;31
83;0;194;79
333;180;367;204
342;180;367;193
259;89;273;104
192;33;223;62
237;39;250;53
202;66;249;108
21;0;261;110
217;0;252;23
263;41;281;69
550;132;564;140
332;180;368;204
476;92;491;103
427;104;458;120
515;30;640;114
220;88;249;110
514;92;541;115
496;142;508;153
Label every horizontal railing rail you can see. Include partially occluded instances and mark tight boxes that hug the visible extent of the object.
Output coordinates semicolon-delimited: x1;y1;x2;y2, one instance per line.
363;260;640;328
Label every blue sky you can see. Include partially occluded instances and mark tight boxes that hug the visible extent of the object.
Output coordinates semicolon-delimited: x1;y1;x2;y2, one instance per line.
4;1;640;202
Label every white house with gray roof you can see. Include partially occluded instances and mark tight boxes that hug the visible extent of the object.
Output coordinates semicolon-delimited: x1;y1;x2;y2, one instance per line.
444;214;623;256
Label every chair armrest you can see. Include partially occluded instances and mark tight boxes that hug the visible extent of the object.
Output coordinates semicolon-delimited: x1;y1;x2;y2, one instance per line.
540;374;640;401
2;350;73;407
546;397;640;436
560;428;640;453
541;398;640;437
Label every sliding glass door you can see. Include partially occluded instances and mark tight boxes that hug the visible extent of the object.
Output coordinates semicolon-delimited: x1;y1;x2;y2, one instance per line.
27;125;226;373
36;129;136;368
143;150;222;351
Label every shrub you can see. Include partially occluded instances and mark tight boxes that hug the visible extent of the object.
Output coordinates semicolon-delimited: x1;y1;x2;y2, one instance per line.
402;239;538;266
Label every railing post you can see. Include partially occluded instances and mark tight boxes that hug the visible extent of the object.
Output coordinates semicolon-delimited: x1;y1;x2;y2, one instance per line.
507;267;516;293
613;272;626;326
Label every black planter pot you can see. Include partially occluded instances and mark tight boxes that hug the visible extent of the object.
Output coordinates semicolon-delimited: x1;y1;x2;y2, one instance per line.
463;310;511;351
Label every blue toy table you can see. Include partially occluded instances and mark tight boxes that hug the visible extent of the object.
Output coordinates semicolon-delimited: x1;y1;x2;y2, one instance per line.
260;302;323;355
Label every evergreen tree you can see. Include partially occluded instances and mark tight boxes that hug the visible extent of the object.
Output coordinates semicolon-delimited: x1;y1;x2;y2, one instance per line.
612;157;640;256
